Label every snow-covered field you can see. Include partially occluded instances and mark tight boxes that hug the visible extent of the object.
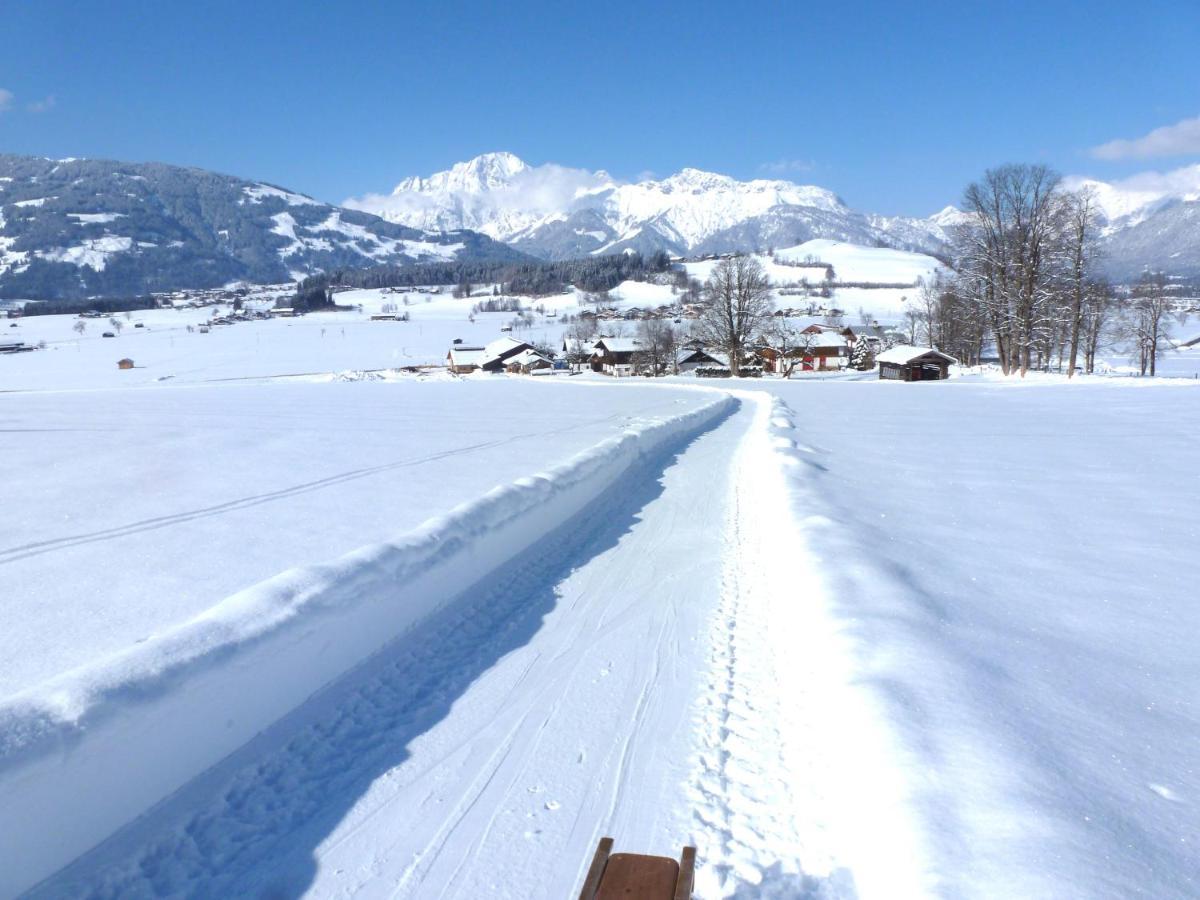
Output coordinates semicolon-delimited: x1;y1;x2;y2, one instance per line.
758;376;1200;898
0;379;716;694
3;251;1199;897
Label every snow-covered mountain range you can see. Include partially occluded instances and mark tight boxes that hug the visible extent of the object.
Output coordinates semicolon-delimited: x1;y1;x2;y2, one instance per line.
0;155;524;300
346;152;957;262
1064;165;1200;279
349;153;1200;279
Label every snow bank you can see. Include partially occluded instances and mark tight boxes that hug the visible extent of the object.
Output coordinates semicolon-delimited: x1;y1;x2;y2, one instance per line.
744;395;936;898
0;392;734;896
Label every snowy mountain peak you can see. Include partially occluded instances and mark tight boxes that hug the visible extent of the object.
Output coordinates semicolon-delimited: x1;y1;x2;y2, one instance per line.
393;152;531;196
347;155;896;259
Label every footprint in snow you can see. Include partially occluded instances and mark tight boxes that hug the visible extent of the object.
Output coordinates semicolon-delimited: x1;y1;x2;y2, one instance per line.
1148;783;1184;802
544;800;561;811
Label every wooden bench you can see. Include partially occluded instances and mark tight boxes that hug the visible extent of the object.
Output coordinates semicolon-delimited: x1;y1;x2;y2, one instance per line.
577;837;696;899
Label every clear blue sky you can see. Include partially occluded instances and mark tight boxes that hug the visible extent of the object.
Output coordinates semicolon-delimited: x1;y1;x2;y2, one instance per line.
2;0;1198;216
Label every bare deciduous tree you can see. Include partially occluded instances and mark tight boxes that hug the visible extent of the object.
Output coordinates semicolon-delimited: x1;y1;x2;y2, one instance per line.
959;163;1062;376
695;256;772;377
632;319;678;376
1061;187;1101;378
1128;272;1173;376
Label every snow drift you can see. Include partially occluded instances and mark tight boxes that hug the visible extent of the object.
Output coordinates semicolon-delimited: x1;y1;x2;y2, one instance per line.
0;391;735;897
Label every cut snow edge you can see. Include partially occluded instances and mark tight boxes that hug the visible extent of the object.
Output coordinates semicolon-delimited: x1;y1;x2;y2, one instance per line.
0;390;736;898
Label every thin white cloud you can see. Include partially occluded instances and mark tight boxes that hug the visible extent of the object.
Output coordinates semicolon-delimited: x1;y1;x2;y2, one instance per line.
1091;115;1200;160
27;95;56;113
759;158;816;176
0;89;14;113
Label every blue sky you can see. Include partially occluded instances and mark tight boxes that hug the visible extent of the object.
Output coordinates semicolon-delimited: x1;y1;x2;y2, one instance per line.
2;0;1198;216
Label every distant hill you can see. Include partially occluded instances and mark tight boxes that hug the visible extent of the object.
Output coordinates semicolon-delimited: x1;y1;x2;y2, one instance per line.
0;155;526;300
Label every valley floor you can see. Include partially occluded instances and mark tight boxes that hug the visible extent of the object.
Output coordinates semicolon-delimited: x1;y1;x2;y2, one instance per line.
3;372;1199;899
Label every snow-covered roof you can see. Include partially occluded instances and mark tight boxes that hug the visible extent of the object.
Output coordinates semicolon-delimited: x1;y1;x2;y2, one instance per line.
478;336;531;368
806;332;847;349
505;349;552;367
594;337;639;353
448;346;485;366
562;338;595;354
876;345;957;365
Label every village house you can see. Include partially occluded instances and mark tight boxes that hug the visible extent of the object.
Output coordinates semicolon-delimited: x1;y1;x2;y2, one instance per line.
877;345;957;381
447;337;540;374
590;337;639;376
446;344;486;374
561;336;596;370
503;348;554;374
676;347;726;373
759;330;848;373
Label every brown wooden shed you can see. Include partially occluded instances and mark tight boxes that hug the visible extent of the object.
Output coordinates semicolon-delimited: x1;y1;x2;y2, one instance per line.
877;345;956;381
117;358;134;370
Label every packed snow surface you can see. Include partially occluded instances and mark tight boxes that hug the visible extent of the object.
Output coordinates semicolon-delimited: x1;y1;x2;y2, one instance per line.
0;380;715;695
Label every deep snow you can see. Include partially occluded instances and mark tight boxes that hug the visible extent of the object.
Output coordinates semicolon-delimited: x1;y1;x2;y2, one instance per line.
758;376;1200;899
0;380;715;695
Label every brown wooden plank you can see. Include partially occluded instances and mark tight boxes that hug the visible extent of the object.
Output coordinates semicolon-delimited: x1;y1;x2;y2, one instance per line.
674;846;696;900
595;853;679;899
578;836;614;900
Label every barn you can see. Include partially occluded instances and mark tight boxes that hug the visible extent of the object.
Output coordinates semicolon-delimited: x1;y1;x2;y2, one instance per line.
877;345;957;381
446;345;485;374
590;337;639;376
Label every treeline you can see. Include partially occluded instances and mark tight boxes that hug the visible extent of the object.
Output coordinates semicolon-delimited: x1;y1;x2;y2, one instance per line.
293;250;674;301
922;163;1188;376
18;295;159;317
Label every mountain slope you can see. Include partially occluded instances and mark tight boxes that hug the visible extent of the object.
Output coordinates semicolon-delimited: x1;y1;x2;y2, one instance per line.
346;153;953;261
0;155;525;300
1063;167;1200;279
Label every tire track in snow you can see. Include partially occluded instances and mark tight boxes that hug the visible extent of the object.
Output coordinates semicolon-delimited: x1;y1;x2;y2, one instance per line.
33;399;737;900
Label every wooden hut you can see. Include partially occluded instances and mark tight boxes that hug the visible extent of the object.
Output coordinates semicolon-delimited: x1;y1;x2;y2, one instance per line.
117;358;134;370
877;345;956;381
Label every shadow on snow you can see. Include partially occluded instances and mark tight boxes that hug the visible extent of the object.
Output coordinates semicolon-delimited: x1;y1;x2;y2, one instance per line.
32;404;736;900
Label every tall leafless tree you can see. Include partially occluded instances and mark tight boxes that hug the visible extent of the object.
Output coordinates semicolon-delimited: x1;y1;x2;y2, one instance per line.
695;256;773;377
1060;187;1101;377
1128;272;1172;376
959;164;1062;376
633;318;678;376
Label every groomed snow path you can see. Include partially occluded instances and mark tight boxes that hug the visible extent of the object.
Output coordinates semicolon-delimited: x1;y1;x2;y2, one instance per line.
35;391;878;900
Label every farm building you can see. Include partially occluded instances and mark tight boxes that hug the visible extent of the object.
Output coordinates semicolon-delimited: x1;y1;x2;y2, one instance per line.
590;337;639;376
877;345;957;381
676;347;726;373
478;337;537;373
446;345;485;374
447;337;537;374
504;349;554;374
759;331;848;373
117;358;134;370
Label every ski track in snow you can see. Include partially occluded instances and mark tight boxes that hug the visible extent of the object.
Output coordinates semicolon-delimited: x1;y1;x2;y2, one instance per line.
28;388;912;899
0;409;635;566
